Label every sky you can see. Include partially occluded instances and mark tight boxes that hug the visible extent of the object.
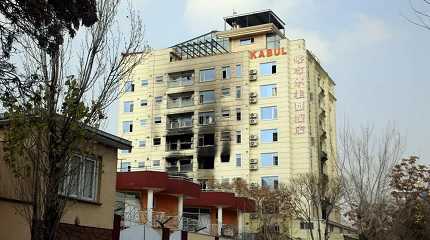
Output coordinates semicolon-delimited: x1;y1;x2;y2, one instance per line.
103;0;430;162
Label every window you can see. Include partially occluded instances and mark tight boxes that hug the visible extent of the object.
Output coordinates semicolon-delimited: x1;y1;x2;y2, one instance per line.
261;153;279;167
198;134;215;146
260;84;277;97
138;161;145;168
235;86;241;98
120;149;131;154
124;81;134;92
236;64;242;78
154;117;162;124
300;222;314;230
261;176;279;190
236;154;242;167
199;90;215;104
222;88;230;96
141;79;149;86
236;108;241;121
260;62;277;76
140;99;148;107
155;96;163;104
153;137;161;145
153;160;161;167
199;68;216;82
155;75;163;83
122;121;133;133
222;66;231;80
120;161;131;172
261;106;278;120
266;33;281;49
221;131;231;141
236;131;241;144
240;37;254;45
138;140;146;147
221;109;230;118
261;129;278;143
140;119;147;127
64;155;99;201
124;101;134;113
198;111;215;125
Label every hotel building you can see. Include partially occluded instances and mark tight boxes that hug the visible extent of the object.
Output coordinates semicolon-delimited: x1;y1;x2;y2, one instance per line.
117;10;337;191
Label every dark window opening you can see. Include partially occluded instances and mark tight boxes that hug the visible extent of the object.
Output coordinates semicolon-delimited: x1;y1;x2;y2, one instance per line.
198;156;215;169
153;138;161;145
236;109;241;121
272;65;277;74
300;222;314;230
273;132;278;142
198;134;215;147
221;153;230;163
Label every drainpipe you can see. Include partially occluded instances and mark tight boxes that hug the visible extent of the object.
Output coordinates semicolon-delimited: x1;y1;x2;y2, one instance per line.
237;210;243;236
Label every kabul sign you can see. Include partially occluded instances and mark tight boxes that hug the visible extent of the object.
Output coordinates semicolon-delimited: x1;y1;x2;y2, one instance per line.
249;48;287;59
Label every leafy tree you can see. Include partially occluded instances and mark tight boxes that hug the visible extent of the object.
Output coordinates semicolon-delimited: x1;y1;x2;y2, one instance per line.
0;1;147;240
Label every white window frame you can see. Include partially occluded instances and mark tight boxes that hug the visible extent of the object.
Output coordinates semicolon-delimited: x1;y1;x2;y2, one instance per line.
261;106;278;120
199;68;216;82
64;155;99;201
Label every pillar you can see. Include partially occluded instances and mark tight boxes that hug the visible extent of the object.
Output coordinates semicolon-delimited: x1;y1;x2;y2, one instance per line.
217;206;223;236
178;195;184;230
147;189;154;225
237;210;243;235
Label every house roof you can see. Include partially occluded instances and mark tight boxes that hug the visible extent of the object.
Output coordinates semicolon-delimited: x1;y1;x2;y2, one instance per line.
0;115;131;150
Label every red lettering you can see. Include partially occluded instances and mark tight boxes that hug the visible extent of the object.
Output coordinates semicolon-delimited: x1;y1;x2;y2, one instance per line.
249;51;257;59
274;48;281;56
281;47;287;55
266;49;273;57
258;50;265;58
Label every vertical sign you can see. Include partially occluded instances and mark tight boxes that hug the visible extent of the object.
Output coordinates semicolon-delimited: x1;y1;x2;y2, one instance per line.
293;55;306;135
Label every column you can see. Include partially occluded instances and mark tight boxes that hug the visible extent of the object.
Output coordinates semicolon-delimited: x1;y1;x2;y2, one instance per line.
237;210;243;236
147;190;154;225
178;195;184;230
217;206;223;236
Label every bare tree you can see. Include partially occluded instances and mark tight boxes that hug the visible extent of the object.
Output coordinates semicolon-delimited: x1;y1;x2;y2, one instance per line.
405;0;430;30
288;174;343;240
338;123;403;240
0;1;148;240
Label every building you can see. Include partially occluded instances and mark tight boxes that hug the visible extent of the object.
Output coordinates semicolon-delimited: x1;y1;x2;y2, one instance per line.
116;170;255;239
118;9;337;194
0;119;132;240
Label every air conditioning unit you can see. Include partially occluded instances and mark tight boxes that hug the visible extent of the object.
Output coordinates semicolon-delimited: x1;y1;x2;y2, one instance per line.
250;164;258;170
249;69;257;75
250;140;258;147
250;119;258;125
250;158;258;164
249;98;257;104
250;182;258;188
249;75;257;81
250;135;258;141
249;113;258;119
249;213;258;219
249;92;257;98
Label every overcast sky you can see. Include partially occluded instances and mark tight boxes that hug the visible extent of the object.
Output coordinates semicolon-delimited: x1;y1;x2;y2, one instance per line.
103;0;430;162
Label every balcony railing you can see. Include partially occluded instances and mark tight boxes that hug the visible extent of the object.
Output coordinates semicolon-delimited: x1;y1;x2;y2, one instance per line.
167;120;193;129
167;99;194;108
166;142;194;151
167;76;193;88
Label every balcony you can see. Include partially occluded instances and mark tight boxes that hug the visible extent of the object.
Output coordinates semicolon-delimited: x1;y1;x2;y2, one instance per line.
166;141;194;151
168;71;194;88
167;93;194;109
167;118;193;130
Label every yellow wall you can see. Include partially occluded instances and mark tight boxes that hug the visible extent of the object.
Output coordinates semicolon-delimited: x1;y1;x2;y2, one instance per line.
0;128;120;238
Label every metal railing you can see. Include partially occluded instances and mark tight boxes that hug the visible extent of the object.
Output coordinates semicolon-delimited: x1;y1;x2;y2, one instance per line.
166;142;194;151
167;120;193;129
167;98;194;108
167;76;193;88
